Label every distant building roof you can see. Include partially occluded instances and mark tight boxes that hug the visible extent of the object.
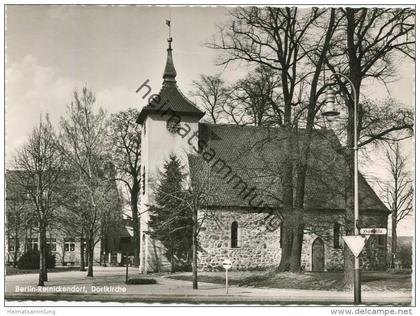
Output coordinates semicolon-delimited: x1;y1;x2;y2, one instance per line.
188;123;389;213
136;38;204;124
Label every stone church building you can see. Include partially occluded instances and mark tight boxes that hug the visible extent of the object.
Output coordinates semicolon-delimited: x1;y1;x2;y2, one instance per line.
137;37;389;273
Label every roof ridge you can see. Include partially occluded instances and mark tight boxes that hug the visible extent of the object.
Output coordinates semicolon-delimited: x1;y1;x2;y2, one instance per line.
199;122;336;134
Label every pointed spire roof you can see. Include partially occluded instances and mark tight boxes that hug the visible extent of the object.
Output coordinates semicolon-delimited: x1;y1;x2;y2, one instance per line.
137;34;204;124
163;38;177;84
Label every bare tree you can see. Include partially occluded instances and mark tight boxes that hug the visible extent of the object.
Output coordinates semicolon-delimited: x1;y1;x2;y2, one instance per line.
12;116;63;285
190;74;229;124
186;159;221;289
325;7;414;284
108;109;142;267
57;86;115;277
229;66;282;126
378;142;413;268
210;6;336;272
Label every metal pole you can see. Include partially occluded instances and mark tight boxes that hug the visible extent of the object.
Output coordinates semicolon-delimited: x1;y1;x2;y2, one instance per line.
225;269;228;294
330;73;361;304
125;252;129;284
353;81;361;305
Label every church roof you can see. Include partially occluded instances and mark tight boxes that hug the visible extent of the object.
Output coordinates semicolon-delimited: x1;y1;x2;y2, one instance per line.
136;38;204;124
188;123;389;213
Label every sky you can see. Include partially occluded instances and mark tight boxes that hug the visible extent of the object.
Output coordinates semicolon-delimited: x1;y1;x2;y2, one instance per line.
5;5;231;160
5;5;415;235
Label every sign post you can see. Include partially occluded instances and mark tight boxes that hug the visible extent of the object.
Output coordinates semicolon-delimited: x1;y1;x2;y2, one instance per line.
222;259;232;294
342;235;370;258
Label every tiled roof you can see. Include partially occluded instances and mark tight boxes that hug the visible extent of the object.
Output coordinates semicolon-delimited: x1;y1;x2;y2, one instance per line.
188;123;389;213
136;84;205;124
136;39;204;124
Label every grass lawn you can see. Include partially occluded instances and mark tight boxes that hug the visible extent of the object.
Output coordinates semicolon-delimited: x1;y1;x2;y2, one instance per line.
168;270;412;292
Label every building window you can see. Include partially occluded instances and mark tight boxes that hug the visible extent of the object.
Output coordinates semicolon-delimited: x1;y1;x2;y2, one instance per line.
64;238;75;252
28;238;38;251
46;238;57;252
231;221;239;248
333;223;341;249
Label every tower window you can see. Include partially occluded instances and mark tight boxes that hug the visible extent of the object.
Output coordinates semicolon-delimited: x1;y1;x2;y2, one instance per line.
142;166;146;195
333;223;341;249
231;221;239;248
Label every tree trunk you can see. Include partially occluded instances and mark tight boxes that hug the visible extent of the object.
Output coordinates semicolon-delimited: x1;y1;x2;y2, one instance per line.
277;127;300;272
152;240;161;273
80;233;86;271
391;209;397;268
87;235;94;277
61;240;65;266
131;183;141;268
38;222;46;286
192;208;198;289
14;217;20;267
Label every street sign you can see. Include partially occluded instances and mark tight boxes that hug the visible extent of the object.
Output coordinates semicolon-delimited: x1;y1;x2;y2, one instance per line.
360;228;387;235
343;235;370;258
222;259;232;270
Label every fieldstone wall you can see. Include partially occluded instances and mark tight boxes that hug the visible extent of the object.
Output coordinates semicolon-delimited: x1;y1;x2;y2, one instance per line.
197;209;281;271
301;212;345;271
142;208;388;272
301;211;388;271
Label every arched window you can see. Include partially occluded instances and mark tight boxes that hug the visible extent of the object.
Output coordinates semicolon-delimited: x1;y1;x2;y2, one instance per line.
231;221;239;248
333;223;341;249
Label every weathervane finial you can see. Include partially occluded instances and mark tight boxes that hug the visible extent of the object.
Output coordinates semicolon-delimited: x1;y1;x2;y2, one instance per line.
166;14;172;42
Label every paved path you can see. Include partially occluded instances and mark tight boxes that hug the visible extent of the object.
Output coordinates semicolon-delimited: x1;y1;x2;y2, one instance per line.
5;267;412;305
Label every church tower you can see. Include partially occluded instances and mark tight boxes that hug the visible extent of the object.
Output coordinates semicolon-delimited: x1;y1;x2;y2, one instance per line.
136;33;204;273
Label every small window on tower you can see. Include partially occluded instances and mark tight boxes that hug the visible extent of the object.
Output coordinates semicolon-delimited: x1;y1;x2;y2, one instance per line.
142;167;146;195
333;223;341;249
231;221;239;248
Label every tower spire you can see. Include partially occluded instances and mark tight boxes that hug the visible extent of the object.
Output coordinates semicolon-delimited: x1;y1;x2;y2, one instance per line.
163;19;177;84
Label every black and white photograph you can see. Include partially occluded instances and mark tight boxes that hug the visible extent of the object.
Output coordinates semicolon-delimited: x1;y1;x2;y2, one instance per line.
2;2;416;312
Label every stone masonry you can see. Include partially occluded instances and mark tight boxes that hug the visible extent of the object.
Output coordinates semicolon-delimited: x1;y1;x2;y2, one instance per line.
198;209;281;271
197;209;388;272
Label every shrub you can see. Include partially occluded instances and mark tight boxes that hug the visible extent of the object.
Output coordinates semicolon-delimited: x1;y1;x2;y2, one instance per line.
397;243;412;269
126;278;157;285
17;250;56;269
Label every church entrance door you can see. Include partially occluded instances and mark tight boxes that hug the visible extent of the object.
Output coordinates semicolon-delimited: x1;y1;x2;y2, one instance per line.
312;237;325;272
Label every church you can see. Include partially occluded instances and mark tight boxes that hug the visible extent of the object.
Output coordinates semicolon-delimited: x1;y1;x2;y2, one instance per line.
136;36;389;273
